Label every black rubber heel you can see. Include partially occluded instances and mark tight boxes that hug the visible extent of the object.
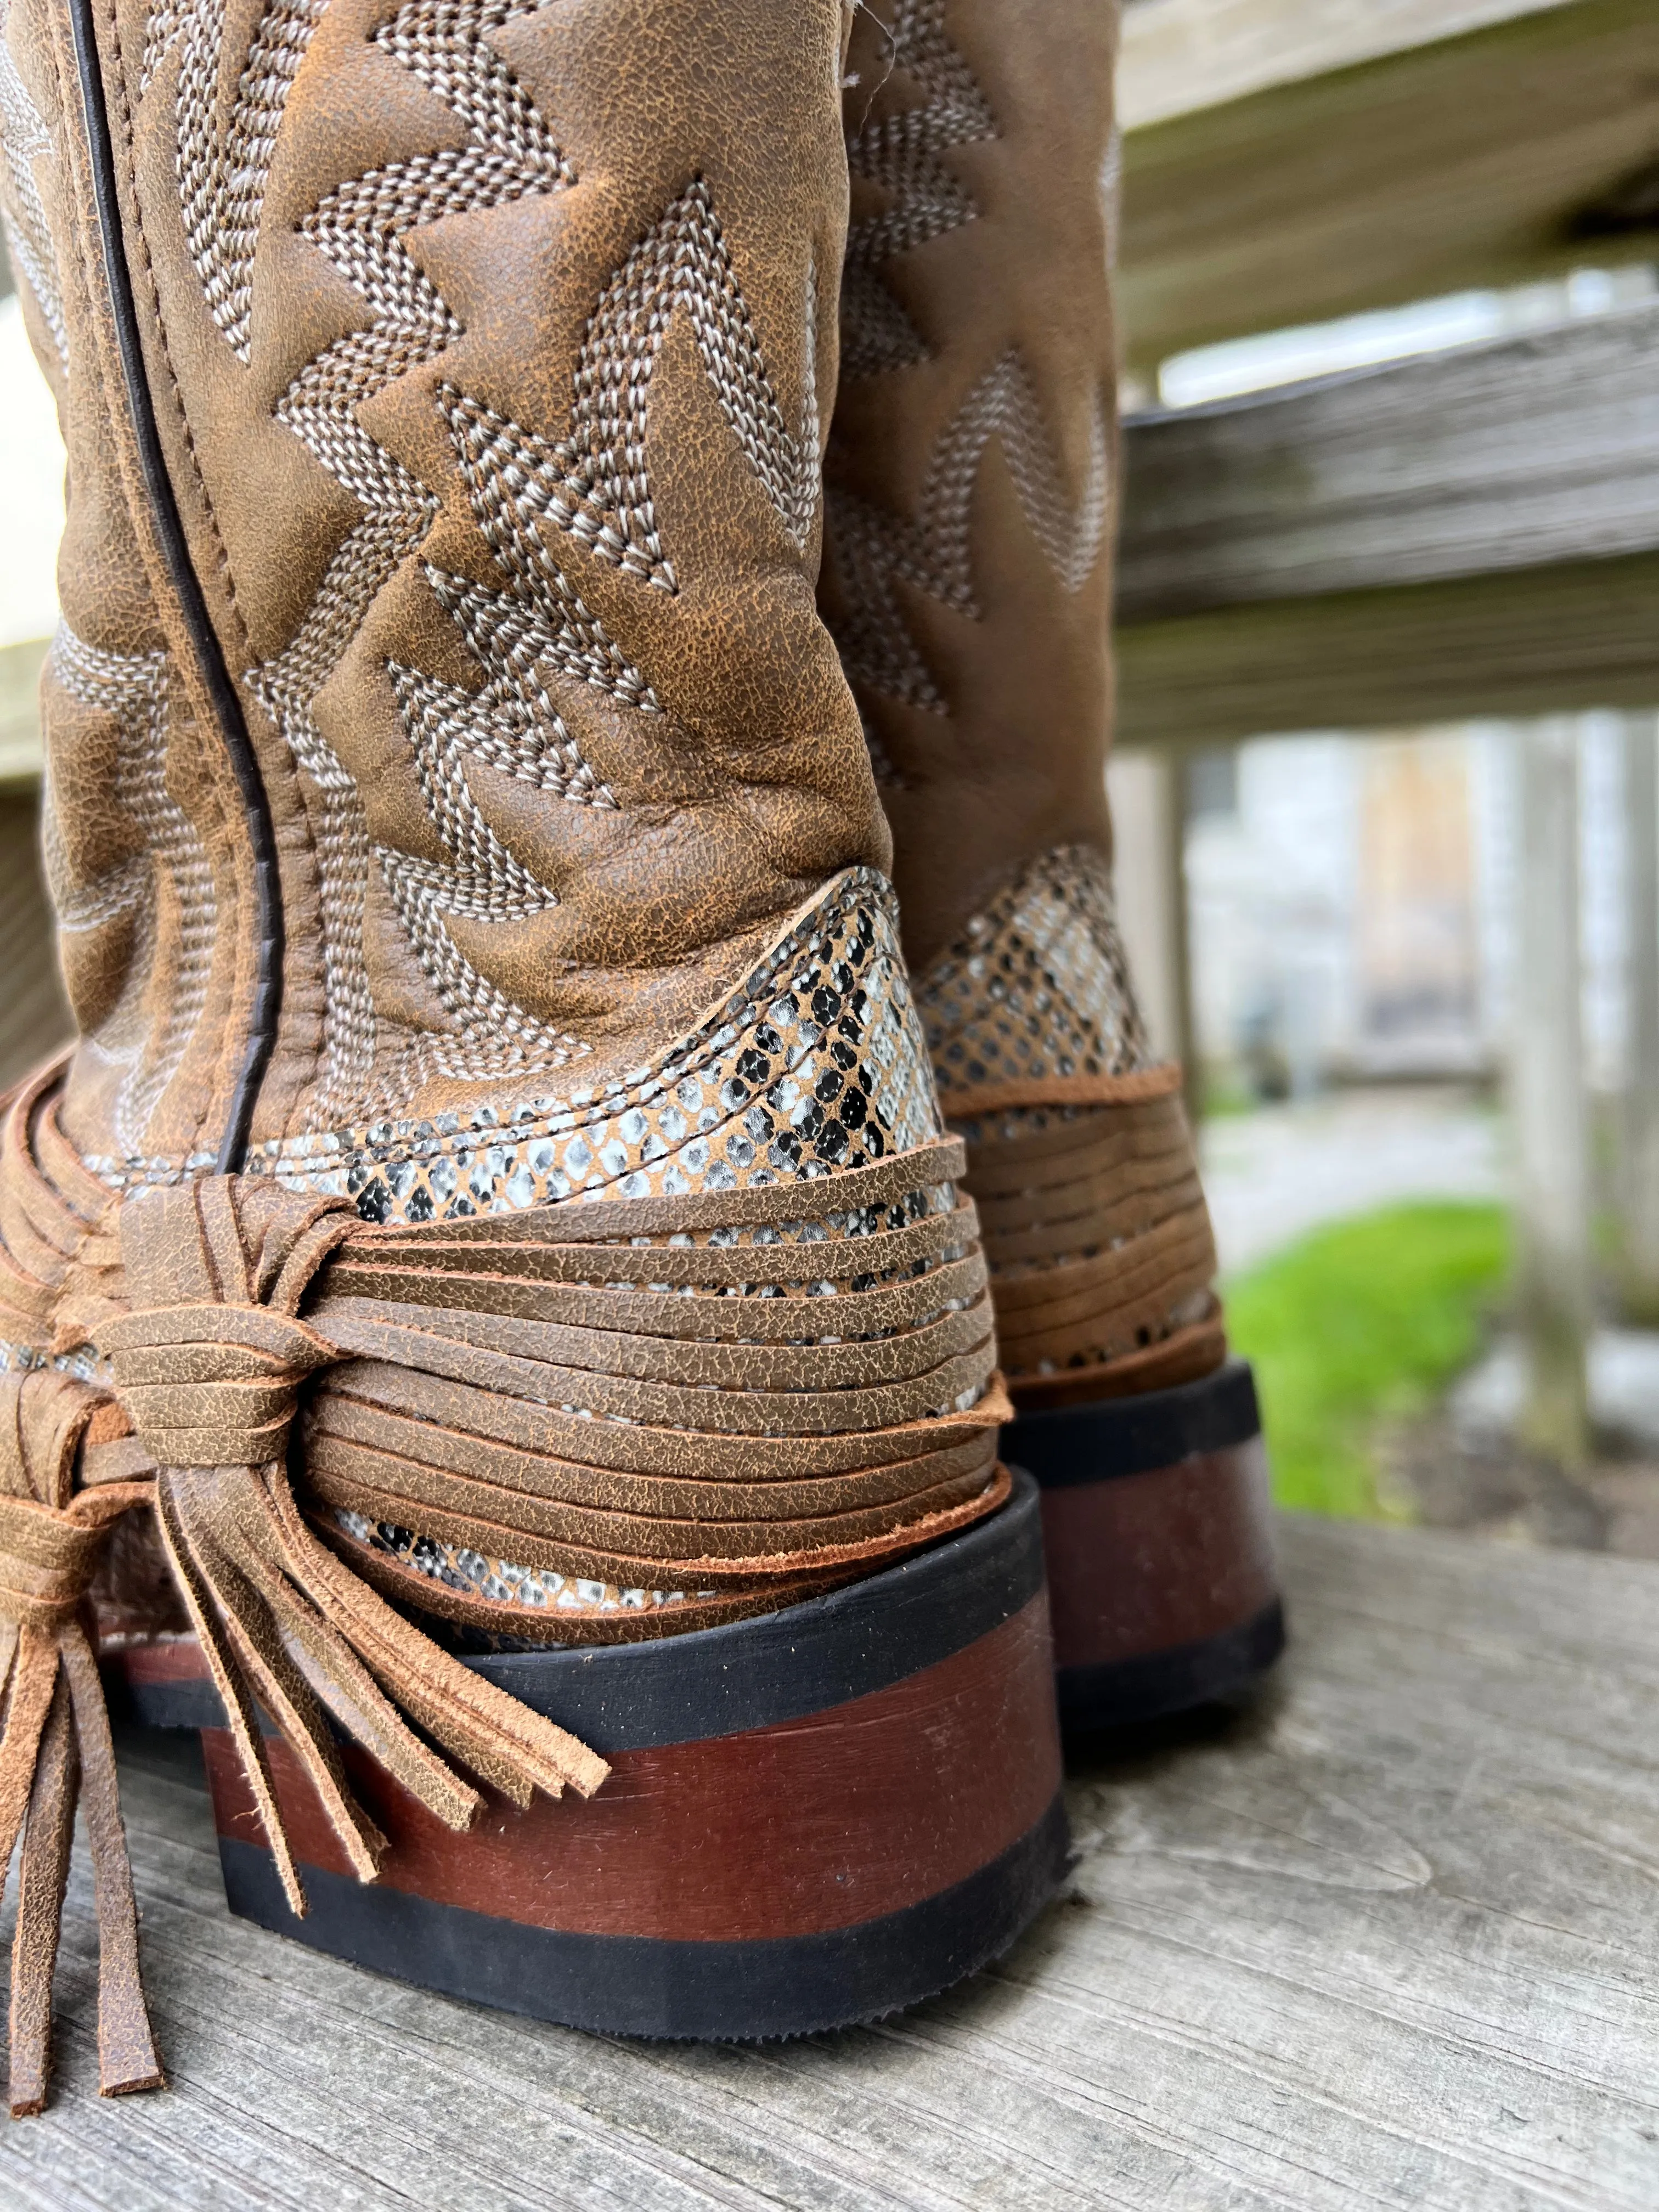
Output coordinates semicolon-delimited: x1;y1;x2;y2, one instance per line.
146;1476;1070;2040
1006;1360;1285;1735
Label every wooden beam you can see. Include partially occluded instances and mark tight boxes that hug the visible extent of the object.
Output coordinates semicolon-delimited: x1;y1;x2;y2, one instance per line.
1116;551;1659;746
0;792;70;1087
1119;0;1659;372
1621;713;1659;1319
1119;0;1580;131
1118;303;1659;620
1511;718;1592;1465
1114;308;1659;744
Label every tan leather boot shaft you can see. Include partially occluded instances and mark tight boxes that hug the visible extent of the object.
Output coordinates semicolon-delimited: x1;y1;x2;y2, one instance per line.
822;0;1118;970
821;0;1227;1406
18;0;890;1175
5;0;272;1173
0;0;1006;1649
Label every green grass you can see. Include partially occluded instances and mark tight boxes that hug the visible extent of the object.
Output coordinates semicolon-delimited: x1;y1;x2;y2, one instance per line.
1222;1201;1511;1517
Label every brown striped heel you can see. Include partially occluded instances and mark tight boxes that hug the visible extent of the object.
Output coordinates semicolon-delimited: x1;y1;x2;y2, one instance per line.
1005;1362;1284;1737
118;1474;1066;2039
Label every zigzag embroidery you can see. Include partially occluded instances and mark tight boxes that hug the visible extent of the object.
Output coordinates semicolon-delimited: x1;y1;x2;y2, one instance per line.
840;0;995;378
829;351;1110;710
0;0;66;364
243;0;577;1120
371;385;625;1063
535;176;821;588
442;385;662;708
147;0;329;359
46;627;218;1155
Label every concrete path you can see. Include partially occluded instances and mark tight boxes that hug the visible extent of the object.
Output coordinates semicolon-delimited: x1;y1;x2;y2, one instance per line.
1200;1085;1504;1276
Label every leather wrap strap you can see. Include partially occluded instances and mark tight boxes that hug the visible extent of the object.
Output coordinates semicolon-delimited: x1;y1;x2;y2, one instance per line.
951;1081;1227;1404
0;1065;1006;2104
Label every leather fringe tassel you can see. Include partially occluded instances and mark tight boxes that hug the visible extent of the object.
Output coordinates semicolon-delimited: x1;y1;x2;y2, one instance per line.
95;1179;608;1921
0;1373;161;2114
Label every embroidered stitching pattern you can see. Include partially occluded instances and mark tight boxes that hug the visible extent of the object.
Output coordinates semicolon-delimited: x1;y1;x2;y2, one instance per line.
46;625;218;1155
828;352;1109;709
0;0;66;364
367;385;634;1093
536;176;821;582
841;0;994;378
246;0;575;1124
827;3;1109;727
148;0;329;353
441;385;661;713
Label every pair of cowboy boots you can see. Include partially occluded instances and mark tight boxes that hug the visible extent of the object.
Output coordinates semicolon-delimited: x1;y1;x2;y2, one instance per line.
0;0;1278;2103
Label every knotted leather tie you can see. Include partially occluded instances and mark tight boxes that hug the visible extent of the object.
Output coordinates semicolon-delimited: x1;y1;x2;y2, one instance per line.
0;1368;160;2115
0;1066;1003;2114
94;1178;608;1926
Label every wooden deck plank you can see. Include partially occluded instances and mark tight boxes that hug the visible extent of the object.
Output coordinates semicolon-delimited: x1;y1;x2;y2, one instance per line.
7;1515;1659;2209
1118;0;1659;371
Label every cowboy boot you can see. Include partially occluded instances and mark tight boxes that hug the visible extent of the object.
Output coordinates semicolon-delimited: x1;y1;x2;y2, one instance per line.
0;0;1065;2095
821;0;1283;1737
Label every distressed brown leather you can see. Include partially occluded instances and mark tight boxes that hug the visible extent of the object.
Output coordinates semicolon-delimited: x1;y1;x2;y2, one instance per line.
99;0;887;1160
0;1368;162;2113
821;3;1229;1406
821;0;1119;969
4;0;266;1175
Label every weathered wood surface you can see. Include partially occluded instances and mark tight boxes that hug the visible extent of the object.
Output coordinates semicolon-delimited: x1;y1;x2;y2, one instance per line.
1112;307;1659;744
1119;0;1659;371
1118;305;1659;621
1119;0;1579;129
1115;551;1659;748
0;792;69;1090
9;1514;1659;2210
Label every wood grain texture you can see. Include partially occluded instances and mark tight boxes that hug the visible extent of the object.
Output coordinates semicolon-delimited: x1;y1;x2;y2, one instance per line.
1119;0;1659;370
1115;552;1659;747
1119;0;1579;128
1118;305;1659;620
9;1514;1659;2209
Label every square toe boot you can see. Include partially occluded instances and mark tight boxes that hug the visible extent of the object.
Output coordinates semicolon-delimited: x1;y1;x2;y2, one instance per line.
821;0;1284;1741
0;0;1068;2097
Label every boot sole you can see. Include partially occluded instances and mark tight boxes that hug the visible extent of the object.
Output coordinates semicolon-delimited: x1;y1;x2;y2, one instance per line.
115;1475;1067;2039
1003;1360;1285;1739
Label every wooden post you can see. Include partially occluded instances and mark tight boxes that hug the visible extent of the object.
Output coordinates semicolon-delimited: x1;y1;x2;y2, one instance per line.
1621;712;1659;1321
1510;717;1592;1466
1104;745;1198;1091
1163;743;1199;1109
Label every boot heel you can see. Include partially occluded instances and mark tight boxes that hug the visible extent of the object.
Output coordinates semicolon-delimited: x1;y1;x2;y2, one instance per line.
131;1476;1066;2039
1006;1362;1285;1736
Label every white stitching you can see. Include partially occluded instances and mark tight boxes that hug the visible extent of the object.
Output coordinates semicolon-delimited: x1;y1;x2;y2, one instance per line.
48;625;219;1153
828;352;1110;710
161;0;328;356
249;0;573;1124
529;177;821;586
840;0;994;377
